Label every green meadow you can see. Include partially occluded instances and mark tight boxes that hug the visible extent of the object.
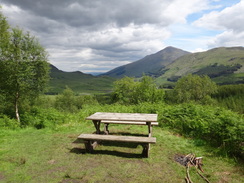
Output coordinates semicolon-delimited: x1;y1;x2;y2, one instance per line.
0;102;243;183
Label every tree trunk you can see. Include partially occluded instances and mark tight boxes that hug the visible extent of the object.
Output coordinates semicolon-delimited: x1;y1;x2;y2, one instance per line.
15;92;20;123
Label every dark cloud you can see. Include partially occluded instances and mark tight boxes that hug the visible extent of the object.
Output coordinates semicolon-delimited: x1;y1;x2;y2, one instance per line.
1;0;171;28
2;0;241;73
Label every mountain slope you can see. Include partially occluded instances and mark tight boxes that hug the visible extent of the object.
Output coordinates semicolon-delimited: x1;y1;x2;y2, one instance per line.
157;47;244;85
102;46;190;78
48;65;116;94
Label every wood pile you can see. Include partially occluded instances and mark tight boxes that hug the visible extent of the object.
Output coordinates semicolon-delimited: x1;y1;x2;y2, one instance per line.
174;153;210;183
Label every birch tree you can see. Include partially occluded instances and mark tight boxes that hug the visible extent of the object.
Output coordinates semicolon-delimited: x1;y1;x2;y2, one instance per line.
0;11;50;123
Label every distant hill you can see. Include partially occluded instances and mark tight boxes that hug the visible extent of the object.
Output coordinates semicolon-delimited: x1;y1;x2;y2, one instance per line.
47;65;116;94
157;47;244;86
102;46;190;78
47;46;244;94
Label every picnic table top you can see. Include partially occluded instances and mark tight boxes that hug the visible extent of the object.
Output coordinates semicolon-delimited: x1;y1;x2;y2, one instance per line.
86;112;158;122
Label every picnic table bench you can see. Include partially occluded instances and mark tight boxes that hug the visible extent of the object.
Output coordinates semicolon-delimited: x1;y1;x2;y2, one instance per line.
78;112;158;157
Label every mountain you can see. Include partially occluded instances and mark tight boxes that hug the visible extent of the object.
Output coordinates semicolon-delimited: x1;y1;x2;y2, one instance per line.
157;47;244;85
48;65;116;94
47;46;244;94
102;46;190;78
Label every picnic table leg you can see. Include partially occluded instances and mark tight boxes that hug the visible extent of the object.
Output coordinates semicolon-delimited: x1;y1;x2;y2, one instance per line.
147;122;152;137
92;120;101;134
84;140;94;153
104;123;109;134
142;143;150;158
84;140;98;153
147;122;152;150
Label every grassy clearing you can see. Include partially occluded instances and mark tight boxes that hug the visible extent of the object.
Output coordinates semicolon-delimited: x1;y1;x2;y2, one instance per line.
0;121;243;183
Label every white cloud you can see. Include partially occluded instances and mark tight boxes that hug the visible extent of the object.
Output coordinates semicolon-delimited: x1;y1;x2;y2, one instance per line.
194;0;244;48
208;30;244;47
194;1;244;32
162;0;210;24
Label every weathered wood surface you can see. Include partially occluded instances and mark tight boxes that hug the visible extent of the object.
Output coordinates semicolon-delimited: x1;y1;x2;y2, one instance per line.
78;134;156;144
86;112;158;122
101;120;158;126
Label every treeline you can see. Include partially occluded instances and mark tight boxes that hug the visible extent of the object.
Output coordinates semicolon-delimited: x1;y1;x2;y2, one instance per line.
167;63;244;85
194;63;242;78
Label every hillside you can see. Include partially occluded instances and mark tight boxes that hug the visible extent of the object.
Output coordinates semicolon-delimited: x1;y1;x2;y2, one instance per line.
47;46;244;94
157;47;244;85
48;65;116;94
102;46;190;78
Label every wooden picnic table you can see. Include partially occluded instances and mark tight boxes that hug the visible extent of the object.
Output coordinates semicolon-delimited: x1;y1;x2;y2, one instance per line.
86;112;158;137
79;112;158;157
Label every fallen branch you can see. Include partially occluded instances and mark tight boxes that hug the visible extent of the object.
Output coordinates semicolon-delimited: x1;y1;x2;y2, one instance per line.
175;153;210;183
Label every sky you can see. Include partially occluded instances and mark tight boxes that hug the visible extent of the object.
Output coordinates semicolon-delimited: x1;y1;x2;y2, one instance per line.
1;0;243;73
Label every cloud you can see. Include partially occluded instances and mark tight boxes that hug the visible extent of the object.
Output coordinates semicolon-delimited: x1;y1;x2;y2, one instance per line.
194;0;244;48
208;30;244;48
1;0;236;72
2;0;172;28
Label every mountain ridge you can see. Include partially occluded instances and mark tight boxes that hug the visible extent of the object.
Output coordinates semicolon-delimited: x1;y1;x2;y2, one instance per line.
102;46;190;78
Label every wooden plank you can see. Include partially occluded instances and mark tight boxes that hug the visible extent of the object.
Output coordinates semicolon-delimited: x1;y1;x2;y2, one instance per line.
86;112;158;122
101;120;158;126
78;134;156;144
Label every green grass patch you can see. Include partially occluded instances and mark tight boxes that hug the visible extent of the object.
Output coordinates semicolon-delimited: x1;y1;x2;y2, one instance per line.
0;122;243;183
0;102;243;182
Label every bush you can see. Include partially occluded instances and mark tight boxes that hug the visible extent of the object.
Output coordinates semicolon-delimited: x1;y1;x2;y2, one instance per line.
112;76;165;104
54;87;98;113
0;114;20;129
21;107;68;129
55;87;79;113
159;103;244;157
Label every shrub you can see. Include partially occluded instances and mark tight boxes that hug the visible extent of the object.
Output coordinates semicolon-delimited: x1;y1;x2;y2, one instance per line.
55;87;79;113
0;114;20;129
21;107;67;129
112;76;165;104
159;103;244;157
54;87;99;113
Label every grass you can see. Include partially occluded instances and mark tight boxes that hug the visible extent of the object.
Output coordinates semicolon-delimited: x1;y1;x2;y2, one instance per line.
0;121;243;183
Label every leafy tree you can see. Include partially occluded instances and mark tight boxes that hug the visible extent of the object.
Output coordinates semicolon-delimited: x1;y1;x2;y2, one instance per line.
55;87;78;113
112;76;164;104
172;74;217;103
0;9;10;57
0;11;50;122
136;76;164;103
112;77;138;104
